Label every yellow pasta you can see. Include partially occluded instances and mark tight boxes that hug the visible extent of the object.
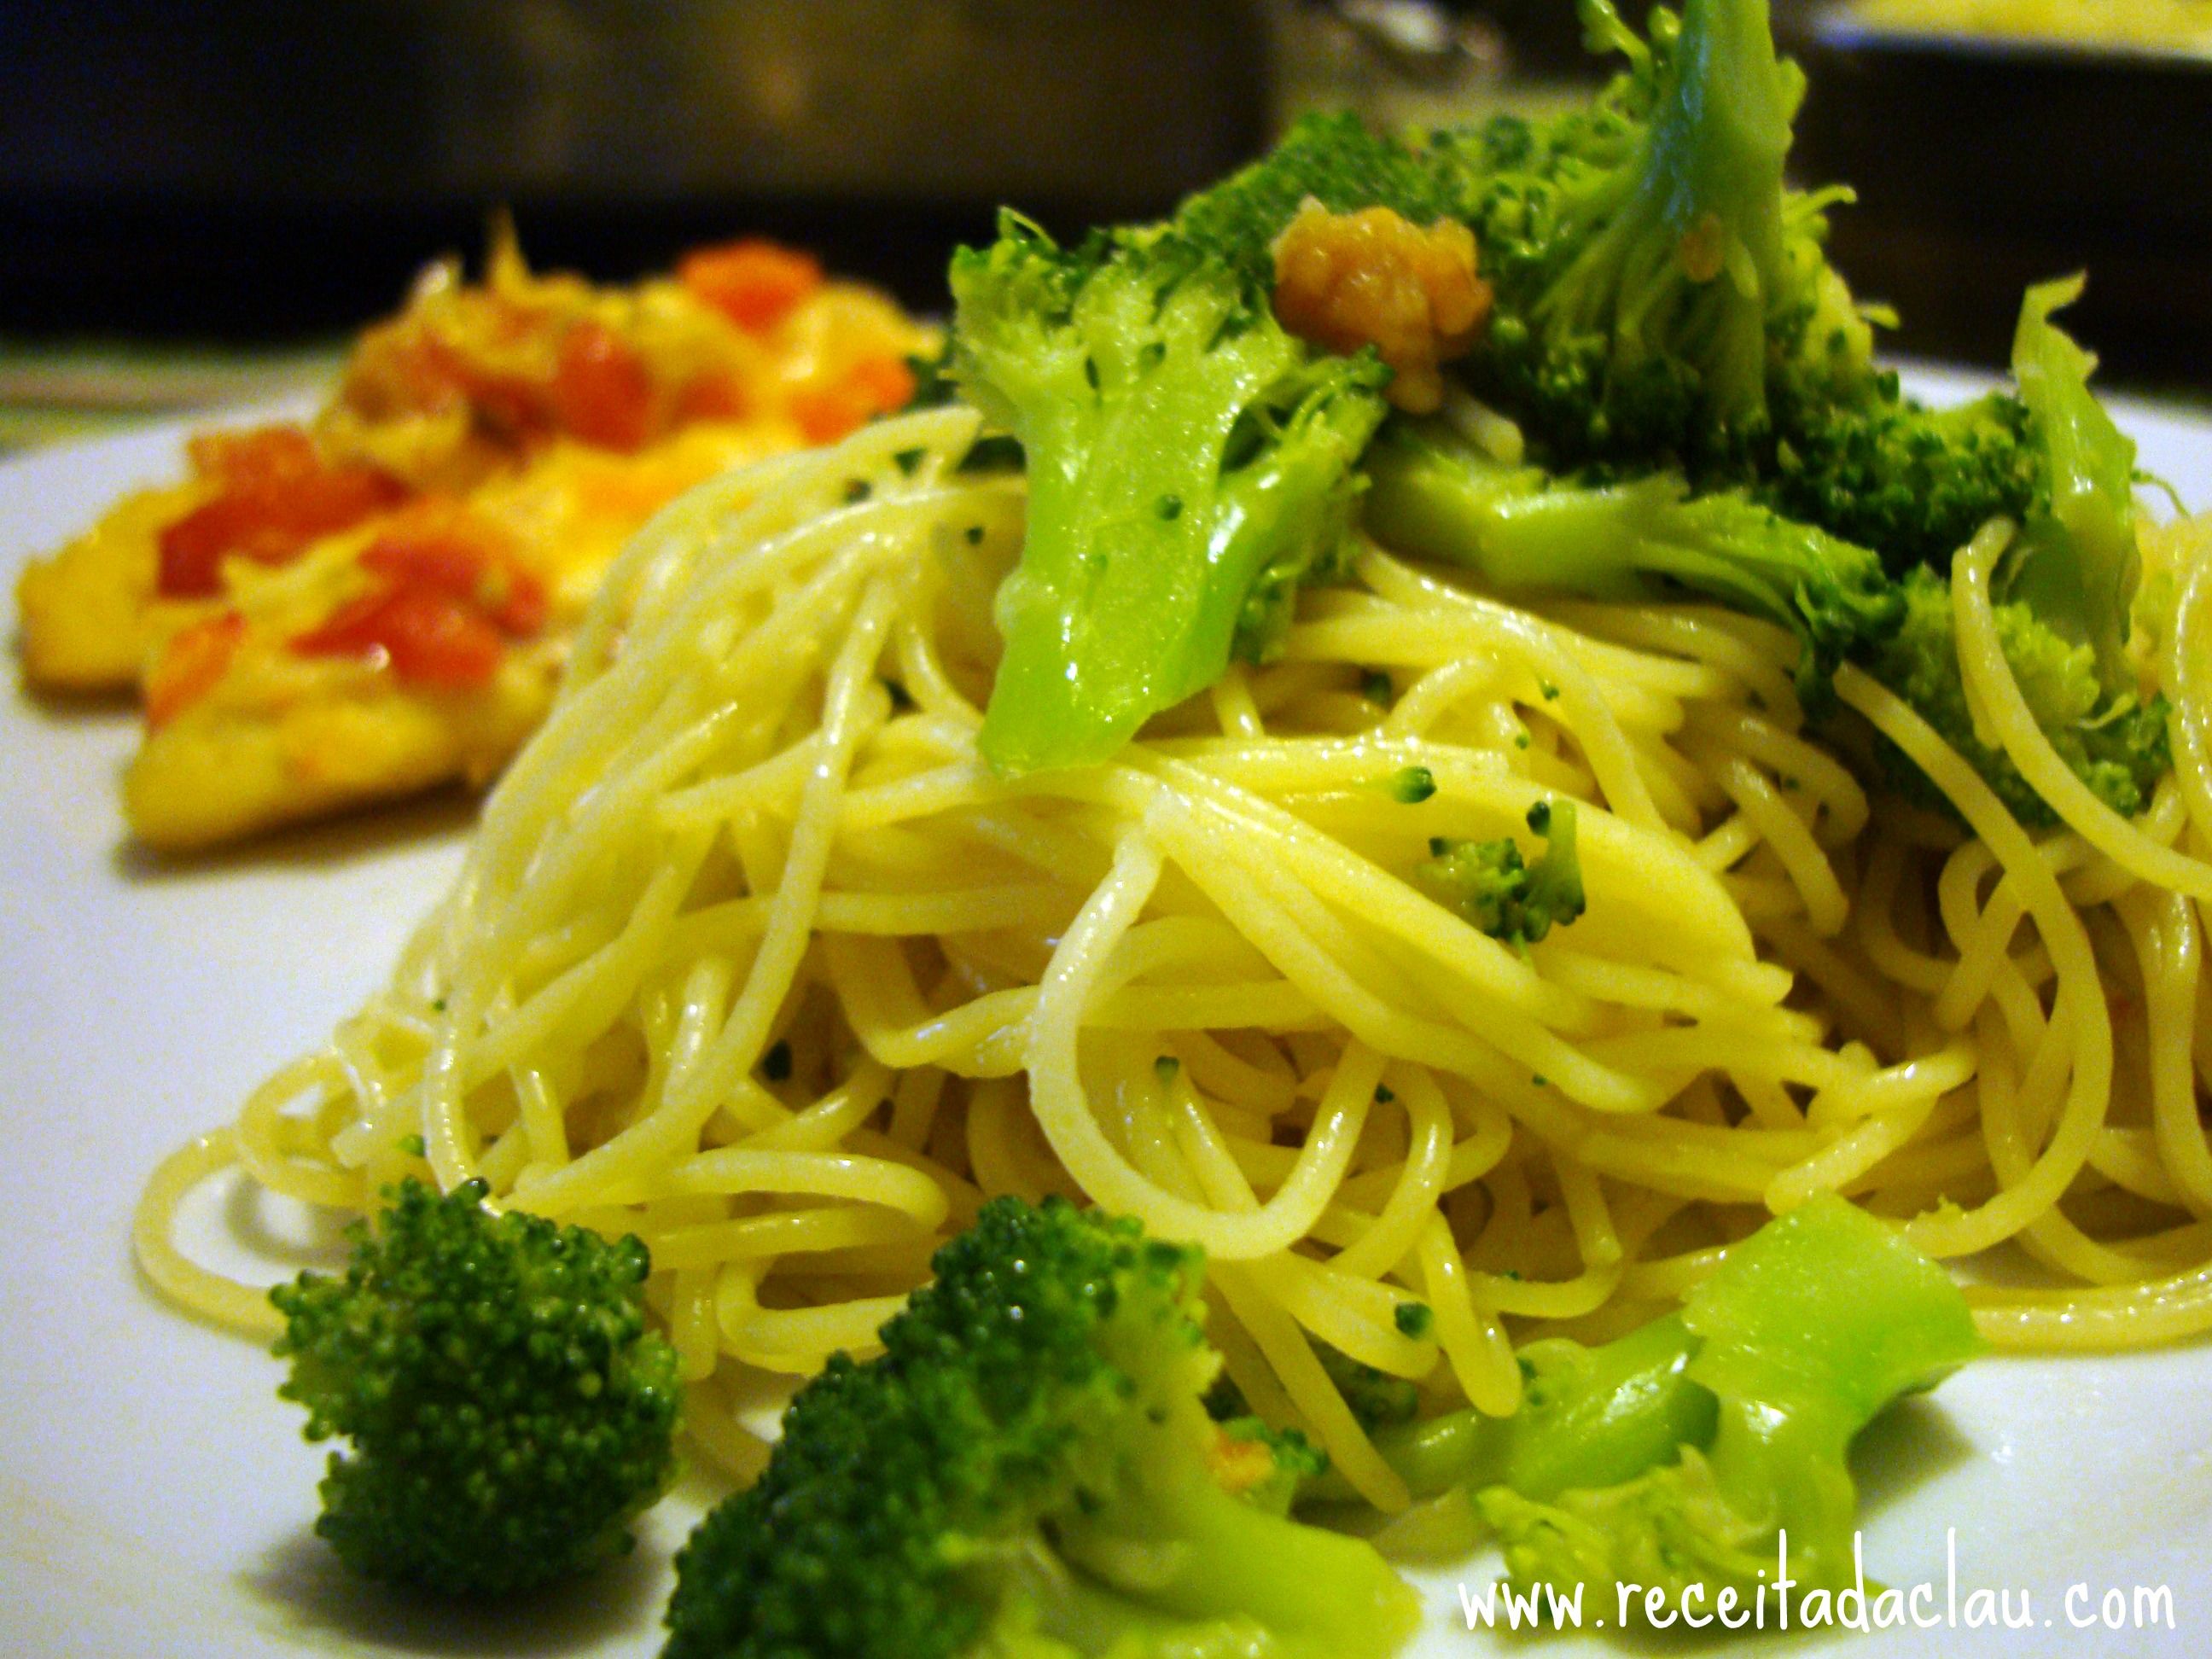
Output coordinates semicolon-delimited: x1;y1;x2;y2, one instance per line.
134;405;2212;1511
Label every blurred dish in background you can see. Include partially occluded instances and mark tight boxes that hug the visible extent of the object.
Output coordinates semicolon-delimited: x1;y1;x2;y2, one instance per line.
1790;3;2212;379
15;231;928;850
1839;0;2212;51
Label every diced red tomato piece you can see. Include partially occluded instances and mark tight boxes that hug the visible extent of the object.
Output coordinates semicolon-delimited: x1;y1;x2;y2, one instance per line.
288;497;546;689
679;239;823;332
358;504;548;637
185;424;322;487
144;611;245;727
550;320;655;451
291;586;505;687
416;330;546;440
673;372;752;423
789;355;917;445
158;427;407;598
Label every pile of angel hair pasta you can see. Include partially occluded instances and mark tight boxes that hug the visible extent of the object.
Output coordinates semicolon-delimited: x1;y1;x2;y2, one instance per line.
140;405;2212;1506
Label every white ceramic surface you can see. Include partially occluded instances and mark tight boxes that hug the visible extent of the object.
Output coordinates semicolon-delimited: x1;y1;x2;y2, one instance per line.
2;385;2208;1657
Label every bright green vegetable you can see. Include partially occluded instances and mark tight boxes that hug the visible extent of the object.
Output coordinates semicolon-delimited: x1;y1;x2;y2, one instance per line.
1307;1311;1714;1508
1417;799;1588;948
1863;282;2168;824
1365;417;1901;705
1755;381;2043;579
1864;566;2170;825
2003;276;2143;688
1173;108;1463;287
662;1196;1420;1659
1441;0;2044;570
1452;0;1825;475
271;1178;680;1597
952;217;1388;774
1472;1195;1981;1614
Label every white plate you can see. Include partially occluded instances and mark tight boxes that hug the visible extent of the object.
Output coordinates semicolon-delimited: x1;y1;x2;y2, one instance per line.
2;388;2209;1658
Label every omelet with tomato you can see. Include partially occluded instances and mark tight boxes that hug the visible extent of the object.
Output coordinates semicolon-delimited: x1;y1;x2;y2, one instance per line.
15;232;928;848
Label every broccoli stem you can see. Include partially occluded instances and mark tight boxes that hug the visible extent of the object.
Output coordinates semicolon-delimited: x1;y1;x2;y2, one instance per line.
1545;0;1796;433
1365;417;1901;705
1310;1312;1714;1507
1062;1448;1417;1650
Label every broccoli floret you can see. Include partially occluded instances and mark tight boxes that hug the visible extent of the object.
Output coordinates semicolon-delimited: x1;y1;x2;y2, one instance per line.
1860;282;2168;824
1435;0;2046;578
1464;1196;1980;1614
663;1196;1419;1659
951;217;1390;775
1454;0;1824;475
1757;383;2042;578
270;1178;680;1597
1865;567;2170;825
1417;800;1588;949
1366;417;1901;705
1173;109;1460;286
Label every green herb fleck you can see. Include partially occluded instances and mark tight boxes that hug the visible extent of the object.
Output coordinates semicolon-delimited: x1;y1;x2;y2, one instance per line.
1388;765;1436;804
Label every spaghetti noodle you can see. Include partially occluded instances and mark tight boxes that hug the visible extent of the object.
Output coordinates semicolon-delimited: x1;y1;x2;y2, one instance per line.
137;405;2212;1510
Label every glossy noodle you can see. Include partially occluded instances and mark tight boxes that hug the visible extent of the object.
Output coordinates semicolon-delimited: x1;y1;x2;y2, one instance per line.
137;406;2212;1508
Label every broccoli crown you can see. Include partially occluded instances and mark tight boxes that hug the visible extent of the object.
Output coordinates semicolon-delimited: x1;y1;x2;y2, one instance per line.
663;1196;1420;1659
1756;384;2043;578
952;216;1388;775
1863;566;2170;825
270;1178;680;1597
1173;110;1462;282
1473;1195;1982;1613
1453;0;1824;477
1417;800;1588;949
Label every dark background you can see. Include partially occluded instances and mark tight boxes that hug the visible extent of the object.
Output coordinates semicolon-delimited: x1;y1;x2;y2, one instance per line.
2;0;2204;385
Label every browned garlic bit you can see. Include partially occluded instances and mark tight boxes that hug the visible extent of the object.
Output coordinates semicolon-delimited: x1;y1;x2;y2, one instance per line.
1269;199;1493;414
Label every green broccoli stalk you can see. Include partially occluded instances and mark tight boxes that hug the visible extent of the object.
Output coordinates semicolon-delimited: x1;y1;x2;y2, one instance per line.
1365;417;1901;705
1307;1310;1715;1508
663;1196;1420;1659
271;1178;681;1597
1861;282;2168;824
952;217;1389;775
1417;800;1588;949
1469;1195;1981;1615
